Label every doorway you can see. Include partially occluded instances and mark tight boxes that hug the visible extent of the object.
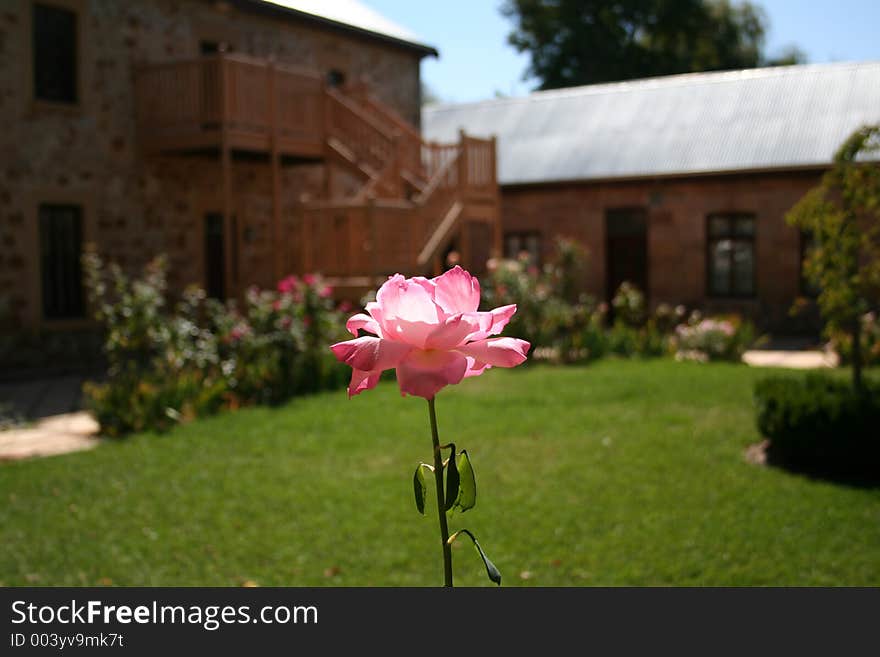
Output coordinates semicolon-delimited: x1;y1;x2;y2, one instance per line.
605;207;648;301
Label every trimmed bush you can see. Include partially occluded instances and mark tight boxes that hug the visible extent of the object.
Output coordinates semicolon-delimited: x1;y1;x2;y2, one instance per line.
754;374;880;478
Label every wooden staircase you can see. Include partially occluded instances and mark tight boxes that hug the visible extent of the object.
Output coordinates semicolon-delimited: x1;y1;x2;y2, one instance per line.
295;83;500;295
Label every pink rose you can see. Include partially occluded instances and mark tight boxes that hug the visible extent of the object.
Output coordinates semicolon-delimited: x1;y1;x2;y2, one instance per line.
303;273;317;287
330;266;530;399
320;285;333;298
277;275;299;294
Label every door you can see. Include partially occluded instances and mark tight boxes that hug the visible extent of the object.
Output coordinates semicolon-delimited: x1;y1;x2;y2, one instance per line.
605;208;648;301
204;212;226;300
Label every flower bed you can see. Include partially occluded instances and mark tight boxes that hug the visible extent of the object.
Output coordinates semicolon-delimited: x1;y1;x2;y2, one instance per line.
83;253;348;436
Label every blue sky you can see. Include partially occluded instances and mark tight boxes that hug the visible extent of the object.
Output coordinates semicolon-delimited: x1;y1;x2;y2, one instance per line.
365;0;880;104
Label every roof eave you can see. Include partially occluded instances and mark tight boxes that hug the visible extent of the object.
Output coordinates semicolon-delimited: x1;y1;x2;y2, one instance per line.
499;163;838;189
230;0;439;57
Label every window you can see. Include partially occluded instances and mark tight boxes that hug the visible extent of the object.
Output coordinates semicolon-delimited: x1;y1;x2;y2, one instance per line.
707;213;756;298
326;69;347;88
39;204;85;319
504;231;541;266
32;2;78;104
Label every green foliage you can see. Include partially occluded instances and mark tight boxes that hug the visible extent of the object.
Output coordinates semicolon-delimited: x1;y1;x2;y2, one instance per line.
502;0;781;90
786;124;880;387
754;374;880;478
82;253;348;436
454;450;477;512
482;237;608;363
413;464;432;515
830;312;880;367
448;529;502;586
444;448;460;511
483;241;755;363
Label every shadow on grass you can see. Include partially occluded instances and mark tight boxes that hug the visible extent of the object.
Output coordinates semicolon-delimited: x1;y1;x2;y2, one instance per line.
764;443;880;490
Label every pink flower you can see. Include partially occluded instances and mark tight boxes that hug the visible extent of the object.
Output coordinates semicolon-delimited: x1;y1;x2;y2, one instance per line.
320;285;333;298
277;275;299;294
330;266;530;399
303;273;317;287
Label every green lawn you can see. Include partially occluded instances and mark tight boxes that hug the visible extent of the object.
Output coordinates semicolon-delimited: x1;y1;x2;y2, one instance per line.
2;360;878;586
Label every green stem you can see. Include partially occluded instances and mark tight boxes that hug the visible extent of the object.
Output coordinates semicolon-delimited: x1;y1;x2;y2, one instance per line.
428;397;453;587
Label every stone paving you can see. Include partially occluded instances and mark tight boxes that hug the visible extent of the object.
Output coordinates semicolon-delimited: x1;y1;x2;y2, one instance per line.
0;411;99;461
741;349;838;369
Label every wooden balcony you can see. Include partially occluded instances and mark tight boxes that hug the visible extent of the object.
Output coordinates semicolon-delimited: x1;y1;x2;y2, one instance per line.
135;53;325;158
135;54;501;295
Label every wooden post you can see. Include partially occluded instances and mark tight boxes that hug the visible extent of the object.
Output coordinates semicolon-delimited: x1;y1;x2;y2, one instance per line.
458;128;468;197
390;133;402;198
368;197;378;279
269;60;283;283
220;55;235;300
456;130;469;272
490;134;502;257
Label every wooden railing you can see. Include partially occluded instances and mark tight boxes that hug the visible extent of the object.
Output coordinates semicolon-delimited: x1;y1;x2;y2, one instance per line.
298;132;498;279
295;200;419;279
135;54;324;154
325;89;397;175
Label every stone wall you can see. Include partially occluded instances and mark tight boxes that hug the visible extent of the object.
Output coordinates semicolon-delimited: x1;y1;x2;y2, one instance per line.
0;0;424;329
499;171;823;332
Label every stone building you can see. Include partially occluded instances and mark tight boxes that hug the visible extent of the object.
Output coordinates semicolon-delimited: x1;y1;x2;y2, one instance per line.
424;62;880;332
1;0;500;333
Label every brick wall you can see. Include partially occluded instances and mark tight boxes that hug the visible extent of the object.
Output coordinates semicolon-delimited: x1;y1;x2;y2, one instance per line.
0;0;423;329
500;170;824;332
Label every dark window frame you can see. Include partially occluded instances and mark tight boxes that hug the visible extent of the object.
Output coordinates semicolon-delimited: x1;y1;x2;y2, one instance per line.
39;203;86;320
503;230;542;267
706;212;757;299
31;1;80;106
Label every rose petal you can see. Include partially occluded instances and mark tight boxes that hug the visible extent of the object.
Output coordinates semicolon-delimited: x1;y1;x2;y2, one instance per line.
456;337;530;368
348;369;381;398
432;266;480;314
395;349;469;399
463;356;491;378
329;336;412;372
425;313;484;350
346;313;381;337
376;274;440;325
465;304;517;341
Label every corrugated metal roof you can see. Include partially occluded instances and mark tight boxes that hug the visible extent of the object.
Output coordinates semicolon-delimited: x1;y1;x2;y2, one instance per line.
422;62;880;185
257;0;437;54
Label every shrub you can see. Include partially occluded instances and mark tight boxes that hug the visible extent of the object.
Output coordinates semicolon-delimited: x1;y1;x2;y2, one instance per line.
673;312;756;362
83;253;348;436
482;238;607;363
606;286;682;358
829;312;880;367
754;374;880;478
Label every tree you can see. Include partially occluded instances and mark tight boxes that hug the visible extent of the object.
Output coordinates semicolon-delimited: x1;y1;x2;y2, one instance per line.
764;44;807;67
786;125;880;391
502;0;791;89
421;82;441;106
